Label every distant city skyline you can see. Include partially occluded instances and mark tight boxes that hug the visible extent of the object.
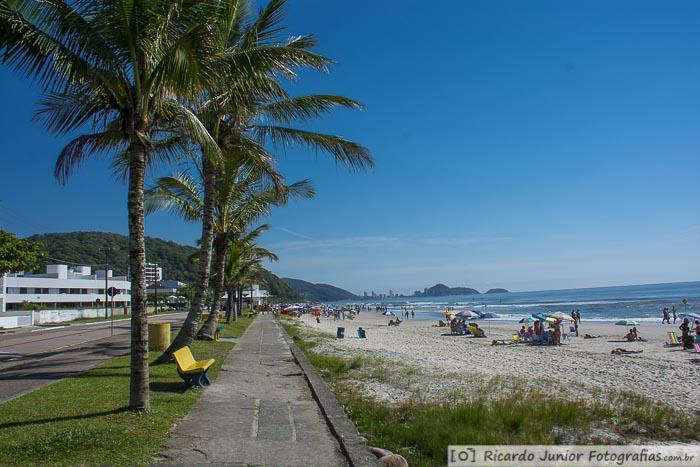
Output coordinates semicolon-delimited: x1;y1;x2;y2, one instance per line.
2;0;699;293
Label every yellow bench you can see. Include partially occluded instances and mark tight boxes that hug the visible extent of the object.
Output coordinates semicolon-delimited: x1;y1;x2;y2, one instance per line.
173;346;215;387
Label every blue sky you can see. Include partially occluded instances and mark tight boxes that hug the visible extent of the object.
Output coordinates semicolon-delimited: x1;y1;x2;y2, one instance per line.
1;0;699;294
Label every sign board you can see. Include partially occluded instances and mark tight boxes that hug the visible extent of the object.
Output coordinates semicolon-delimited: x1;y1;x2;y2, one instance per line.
107;287;119;297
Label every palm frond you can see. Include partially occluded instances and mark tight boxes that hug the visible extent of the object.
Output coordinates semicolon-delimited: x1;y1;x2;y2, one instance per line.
54;127;124;184
260;95;364;124
253;125;374;170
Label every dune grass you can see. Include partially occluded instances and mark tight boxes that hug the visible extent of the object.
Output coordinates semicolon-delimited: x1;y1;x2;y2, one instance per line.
0;316;254;466
279;318;700;467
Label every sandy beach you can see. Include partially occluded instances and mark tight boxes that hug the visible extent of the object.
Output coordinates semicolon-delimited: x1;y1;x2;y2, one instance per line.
293;312;699;413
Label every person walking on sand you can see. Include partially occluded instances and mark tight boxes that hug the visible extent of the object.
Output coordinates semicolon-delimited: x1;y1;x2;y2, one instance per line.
662;308;670;324
411;309;415;320
672;306;677;324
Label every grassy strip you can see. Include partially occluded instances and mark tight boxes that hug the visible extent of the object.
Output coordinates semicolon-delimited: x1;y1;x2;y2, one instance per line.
280;318;700;467
0;316;254;466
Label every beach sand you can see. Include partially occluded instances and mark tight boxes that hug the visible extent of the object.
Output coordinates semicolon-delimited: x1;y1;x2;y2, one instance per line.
294;312;699;413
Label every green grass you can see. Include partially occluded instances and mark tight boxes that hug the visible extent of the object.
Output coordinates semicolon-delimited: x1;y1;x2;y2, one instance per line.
0;317;255;466
279;318;700;467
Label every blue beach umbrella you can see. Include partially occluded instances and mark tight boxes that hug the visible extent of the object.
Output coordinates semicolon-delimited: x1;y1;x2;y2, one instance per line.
615;319;638;327
679;313;700;322
519;316;537;324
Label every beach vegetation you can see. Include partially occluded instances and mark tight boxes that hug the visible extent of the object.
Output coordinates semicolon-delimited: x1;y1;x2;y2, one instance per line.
281;320;700;467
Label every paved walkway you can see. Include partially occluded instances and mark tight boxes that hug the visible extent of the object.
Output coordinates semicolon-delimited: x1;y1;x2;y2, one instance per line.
159;314;347;466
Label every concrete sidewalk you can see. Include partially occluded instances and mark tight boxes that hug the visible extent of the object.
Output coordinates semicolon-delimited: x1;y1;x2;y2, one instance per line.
158;314;348;466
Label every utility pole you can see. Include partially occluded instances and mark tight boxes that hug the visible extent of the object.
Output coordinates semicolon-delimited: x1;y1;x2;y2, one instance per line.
104;267;109;320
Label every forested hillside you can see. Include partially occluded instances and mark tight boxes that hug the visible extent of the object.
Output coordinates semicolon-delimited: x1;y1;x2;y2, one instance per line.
25;232;305;302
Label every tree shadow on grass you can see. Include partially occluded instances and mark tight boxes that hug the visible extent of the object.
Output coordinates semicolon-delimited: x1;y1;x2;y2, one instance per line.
0;407;130;429
150;381;189;394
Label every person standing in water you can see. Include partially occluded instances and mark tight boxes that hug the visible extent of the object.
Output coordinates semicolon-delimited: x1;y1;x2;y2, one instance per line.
672;306;677;324
411;309;415;319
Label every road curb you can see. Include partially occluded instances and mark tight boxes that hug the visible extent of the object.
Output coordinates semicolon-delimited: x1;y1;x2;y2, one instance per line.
279;322;377;467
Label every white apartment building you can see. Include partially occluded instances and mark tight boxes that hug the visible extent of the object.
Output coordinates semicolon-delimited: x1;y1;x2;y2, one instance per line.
0;264;131;313
145;262;162;285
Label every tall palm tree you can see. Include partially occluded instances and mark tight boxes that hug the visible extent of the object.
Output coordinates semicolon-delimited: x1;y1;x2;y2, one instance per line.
155;0;370;362
0;0;224;410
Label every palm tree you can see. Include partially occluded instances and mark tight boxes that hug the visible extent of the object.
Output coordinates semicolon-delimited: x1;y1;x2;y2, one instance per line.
220;227;278;323
0;0;224;410
146;159;313;339
158;0;372;362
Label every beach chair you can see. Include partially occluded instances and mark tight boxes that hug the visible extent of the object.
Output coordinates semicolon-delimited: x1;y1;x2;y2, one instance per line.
173;346;215;387
666;332;682;347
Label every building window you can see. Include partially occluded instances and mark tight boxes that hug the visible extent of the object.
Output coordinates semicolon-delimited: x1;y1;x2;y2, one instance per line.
20;287;27;294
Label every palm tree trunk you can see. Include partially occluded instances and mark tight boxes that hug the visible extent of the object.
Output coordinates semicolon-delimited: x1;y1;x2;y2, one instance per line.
237;286;243;317
197;235;228;339
156;154;216;362
225;286;235;323
128;140;149;411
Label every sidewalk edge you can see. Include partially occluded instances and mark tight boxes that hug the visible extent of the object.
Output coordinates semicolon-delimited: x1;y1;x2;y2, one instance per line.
279;322;377;467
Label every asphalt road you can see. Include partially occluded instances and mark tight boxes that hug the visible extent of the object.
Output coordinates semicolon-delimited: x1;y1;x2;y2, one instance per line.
0;313;186;404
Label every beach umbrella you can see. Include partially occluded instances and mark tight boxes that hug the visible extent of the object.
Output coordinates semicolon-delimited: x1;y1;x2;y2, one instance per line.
615;319;638;327
455;310;479;319
678;313;700;322
383;310;396;317
519;316;537;324
532;313;556;323
546;312;575;321
443;310;455;317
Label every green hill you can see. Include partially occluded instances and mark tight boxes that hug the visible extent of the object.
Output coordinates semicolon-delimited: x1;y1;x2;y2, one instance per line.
25;232;303;302
281;278;358;302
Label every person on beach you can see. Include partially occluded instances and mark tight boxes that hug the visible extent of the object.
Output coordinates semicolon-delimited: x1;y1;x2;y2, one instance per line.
411;309;414;319
624;327;639;342
611;348;643;355
695;320;700;335
662;308;670;324
672;306;677;324
552;324;561;345
679;318;690;349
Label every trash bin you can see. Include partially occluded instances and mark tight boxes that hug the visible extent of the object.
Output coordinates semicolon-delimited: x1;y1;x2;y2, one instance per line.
336;327;345;339
149;323;170;350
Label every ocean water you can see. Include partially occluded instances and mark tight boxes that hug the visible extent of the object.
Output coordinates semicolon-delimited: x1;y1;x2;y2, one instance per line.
335;281;700;322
